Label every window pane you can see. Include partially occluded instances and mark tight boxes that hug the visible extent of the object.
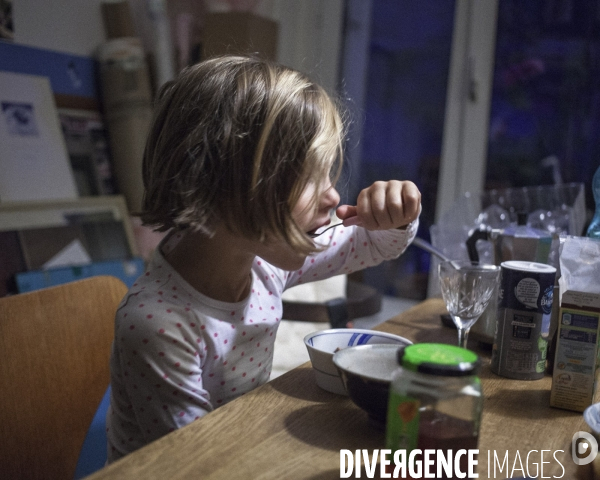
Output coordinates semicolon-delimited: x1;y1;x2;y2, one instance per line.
355;0;455;299
486;0;599;216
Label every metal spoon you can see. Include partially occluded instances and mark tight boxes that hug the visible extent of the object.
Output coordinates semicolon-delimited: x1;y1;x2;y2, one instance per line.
310;227;460;270
308;222;344;238
411;237;462;269
311;227;454;264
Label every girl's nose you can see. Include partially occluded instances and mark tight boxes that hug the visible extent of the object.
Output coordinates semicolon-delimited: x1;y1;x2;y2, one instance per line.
322;185;340;211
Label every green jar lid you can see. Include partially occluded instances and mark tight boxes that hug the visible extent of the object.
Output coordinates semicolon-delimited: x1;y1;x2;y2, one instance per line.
397;343;481;376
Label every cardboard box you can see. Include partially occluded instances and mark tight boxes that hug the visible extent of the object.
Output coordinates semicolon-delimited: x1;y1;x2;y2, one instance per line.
101;1;136;39
202;12;278;61
550;290;600;412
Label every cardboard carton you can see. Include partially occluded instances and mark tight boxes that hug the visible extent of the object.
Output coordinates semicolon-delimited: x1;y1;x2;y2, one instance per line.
202;12;278;61
550;290;600;411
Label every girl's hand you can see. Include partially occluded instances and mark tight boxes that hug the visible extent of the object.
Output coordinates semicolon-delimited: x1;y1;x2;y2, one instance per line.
335;180;421;231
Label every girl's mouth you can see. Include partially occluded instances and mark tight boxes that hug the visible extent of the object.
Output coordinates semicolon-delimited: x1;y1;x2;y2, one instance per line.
308;221;343;238
307;220;332;236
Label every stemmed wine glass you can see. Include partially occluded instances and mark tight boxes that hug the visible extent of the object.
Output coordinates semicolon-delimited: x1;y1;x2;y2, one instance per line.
438;260;501;349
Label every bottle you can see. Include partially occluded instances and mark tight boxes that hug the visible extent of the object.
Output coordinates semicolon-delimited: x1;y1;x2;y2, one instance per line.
587;165;600;238
385;343;482;479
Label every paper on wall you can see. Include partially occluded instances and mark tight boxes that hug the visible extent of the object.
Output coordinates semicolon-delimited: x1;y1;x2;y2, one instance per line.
42;239;92;269
0;71;78;202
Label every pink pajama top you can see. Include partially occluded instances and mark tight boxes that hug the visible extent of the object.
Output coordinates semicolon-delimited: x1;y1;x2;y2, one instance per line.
106;221;418;462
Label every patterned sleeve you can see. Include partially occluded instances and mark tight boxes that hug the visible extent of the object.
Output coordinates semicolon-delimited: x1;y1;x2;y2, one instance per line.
284;219;418;289
108;304;212;451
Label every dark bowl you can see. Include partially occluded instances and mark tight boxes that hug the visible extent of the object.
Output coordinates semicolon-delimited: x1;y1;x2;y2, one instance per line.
332;344;402;424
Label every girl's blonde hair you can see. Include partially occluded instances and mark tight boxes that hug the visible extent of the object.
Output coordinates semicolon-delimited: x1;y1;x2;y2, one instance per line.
141;55;345;254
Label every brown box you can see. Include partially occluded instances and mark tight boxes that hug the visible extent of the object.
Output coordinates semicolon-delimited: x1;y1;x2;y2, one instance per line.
550;290;600;412
101;1;136;39
202;12;278;61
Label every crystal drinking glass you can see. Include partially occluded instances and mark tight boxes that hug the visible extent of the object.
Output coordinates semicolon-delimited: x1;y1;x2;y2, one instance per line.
438;261;501;349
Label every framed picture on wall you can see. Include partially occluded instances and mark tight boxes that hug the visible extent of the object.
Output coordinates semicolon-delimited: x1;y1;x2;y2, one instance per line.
0;71;78;202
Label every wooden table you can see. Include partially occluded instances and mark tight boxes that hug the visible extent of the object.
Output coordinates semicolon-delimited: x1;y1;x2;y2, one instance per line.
85;298;591;479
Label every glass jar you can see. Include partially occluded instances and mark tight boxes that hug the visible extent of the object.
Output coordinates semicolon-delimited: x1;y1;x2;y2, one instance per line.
587;165;600;238
385;343;482;477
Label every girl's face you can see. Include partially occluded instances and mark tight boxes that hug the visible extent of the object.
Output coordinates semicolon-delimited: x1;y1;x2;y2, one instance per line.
251;179;340;271
293;178;341;236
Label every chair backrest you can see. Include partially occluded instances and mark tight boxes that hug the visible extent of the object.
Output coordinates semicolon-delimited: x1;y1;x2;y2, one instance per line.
0;275;128;480
282;280;382;328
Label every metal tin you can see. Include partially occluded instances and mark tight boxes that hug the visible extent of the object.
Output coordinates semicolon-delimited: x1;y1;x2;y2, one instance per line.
491;261;557;380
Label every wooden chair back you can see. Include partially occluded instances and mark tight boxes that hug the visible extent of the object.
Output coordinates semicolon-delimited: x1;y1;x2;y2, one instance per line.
282;280;382;328
0;276;128;480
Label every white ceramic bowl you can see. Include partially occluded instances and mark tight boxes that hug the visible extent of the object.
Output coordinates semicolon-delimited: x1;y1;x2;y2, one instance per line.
303;328;411;395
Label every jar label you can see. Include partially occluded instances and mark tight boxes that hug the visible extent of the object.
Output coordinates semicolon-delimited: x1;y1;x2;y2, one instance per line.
385;393;421;453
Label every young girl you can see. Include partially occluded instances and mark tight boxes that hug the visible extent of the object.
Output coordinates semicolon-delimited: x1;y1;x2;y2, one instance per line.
106;55;421;462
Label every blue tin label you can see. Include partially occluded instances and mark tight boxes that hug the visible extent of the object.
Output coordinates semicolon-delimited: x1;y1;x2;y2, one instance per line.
541;285;554;315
